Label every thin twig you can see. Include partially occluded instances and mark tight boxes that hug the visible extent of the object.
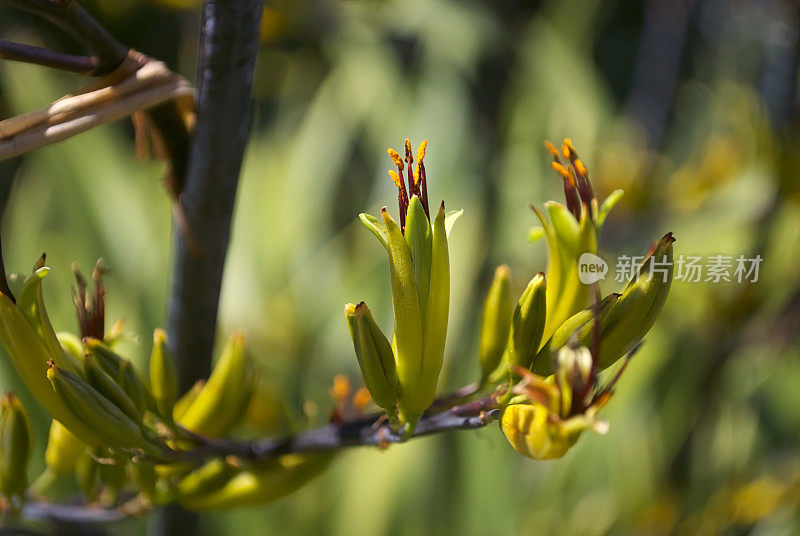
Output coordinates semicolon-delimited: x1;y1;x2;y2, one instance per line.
0;55;193;158
0;39;98;74
20;500;125;524
3;0;129;74
175;393;501;462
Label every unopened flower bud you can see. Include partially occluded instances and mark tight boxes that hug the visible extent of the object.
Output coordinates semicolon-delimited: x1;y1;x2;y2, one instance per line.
533;292;619;375
149;328;178;422
478;265;513;382
344;302;398;411
595;232;675;369
0;393;33;500
508;273;547;372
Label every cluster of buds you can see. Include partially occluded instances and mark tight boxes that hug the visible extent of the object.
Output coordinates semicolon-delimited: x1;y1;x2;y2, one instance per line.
344;137;673;458
0;255;333;510
346;139;461;433
472;139;673;458
500;344;627;460
0;135;676;514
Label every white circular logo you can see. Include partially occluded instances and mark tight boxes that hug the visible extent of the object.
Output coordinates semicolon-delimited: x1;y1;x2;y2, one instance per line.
578;253;608;284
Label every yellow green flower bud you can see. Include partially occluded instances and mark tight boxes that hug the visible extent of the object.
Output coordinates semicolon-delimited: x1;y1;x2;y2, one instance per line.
17;264;82;374
47;363;144;450
501;403;579;460
404;196;433;323
128;460;158;500
0;393;32;500
533;292;619;375
344;302;398;411
508;273;547;372
44;419;86;477
176;333;253;437
74;448;100;502
118;359;149;417
478;265;513;383
174;457;239;503
417;203;450;418
534;203;597;342
173;379;205;422
594;232;675;369
355;140;459;431
0;292;107;446
535;140;626;343
83;353;142;423
179;453;334;511
83;337;123;377
149;328;179;422
500;344;616;461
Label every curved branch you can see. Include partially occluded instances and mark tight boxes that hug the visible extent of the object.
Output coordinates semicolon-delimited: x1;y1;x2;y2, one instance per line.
15;391;501;526
3;0;129;74
177;393;501;462
0;40;98;74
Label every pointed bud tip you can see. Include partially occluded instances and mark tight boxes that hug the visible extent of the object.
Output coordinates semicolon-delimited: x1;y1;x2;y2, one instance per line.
662;232;676;244
33;252;47;271
495;264;511;278
153;328;167;344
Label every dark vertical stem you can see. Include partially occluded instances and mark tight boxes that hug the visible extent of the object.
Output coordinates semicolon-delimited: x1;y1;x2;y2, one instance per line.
0;157;20;302
624;0;694;150
155;0;262;534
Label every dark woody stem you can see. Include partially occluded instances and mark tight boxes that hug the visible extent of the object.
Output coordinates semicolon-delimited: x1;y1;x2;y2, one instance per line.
3;0;129;74
181;391;501;461
0;40;98;74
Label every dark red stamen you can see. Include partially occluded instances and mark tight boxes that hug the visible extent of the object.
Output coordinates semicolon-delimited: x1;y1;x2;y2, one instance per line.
418;162;430;217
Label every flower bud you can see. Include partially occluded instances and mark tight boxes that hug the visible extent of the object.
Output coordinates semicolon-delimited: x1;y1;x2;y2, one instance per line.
382;209;425;420
0;393;32;501
47;363;144;449
344;302;398;411
501;345;611;461
508;273;547;372
149;328;178;421
84;353;142;423
176;333;253;437
74;448;100;502
128;460;158;500
357;141;456;431
533;292;619;375
44;419;86;477
118;359;149;417
404;196;433;323
554;345;593;416
500;403;580;461
595;232;674;369
173;380;205;422
533;202;597;342
0;292;107;446
478;265;513;382
417;203;450;420
179;453;334;510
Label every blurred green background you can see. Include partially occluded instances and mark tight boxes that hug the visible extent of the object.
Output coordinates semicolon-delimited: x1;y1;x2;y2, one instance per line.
2;0;800;534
